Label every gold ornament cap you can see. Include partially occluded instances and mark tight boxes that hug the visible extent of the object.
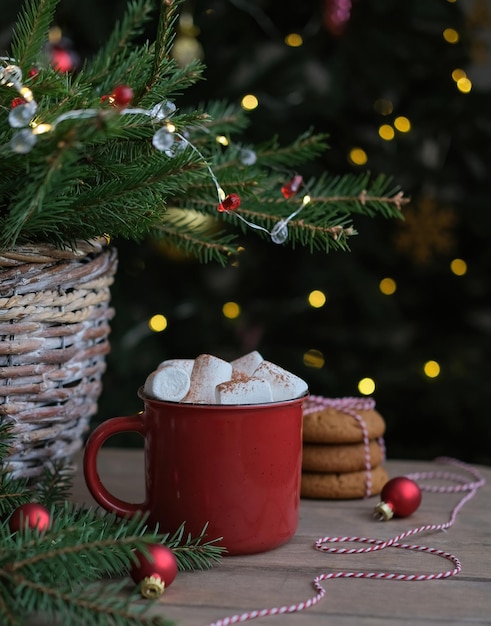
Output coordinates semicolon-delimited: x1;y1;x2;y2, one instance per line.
139;575;165;599
374;501;394;521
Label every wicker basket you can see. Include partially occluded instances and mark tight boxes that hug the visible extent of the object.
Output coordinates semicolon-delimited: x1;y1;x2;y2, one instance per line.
0;239;118;479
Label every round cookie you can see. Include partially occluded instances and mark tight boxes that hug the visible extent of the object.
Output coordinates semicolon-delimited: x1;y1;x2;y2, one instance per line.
301;465;389;500
302;439;384;473
303;406;385;444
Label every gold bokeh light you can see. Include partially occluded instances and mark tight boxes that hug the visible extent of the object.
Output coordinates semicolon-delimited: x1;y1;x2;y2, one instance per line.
222;301;241;319
148;314;168;332
379;277;397;295
358;377;376;395
308;290;327;308
241;94;259;110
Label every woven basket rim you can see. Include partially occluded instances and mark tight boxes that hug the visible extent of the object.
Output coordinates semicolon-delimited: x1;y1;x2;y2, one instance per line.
0;237;109;265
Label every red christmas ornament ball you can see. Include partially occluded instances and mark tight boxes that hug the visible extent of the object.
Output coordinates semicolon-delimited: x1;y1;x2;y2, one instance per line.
51;46;76;73
130;544;178;599
112;85;134;107
374;476;422;521
9;503;51;533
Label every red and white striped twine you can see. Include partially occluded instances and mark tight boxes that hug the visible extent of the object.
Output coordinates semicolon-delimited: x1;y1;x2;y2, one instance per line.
205;399;485;626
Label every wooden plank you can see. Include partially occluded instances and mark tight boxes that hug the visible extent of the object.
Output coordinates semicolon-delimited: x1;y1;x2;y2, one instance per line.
66;450;491;625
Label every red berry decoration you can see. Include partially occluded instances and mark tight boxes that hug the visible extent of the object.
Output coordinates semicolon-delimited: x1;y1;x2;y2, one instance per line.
281;174;303;199
28;67;39;78
9;503;51;533
111;85;134;108
217;193;241;212
129;544;178;599
11;97;26;108
374;476;422;521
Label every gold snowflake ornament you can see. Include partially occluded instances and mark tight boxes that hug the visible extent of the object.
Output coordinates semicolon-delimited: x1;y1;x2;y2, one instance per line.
394;196;458;264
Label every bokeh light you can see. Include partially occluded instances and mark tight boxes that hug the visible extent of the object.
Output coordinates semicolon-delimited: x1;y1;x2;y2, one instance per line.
378;124;395;141
148;314;168;332
349;147;368;165
379;277;397;295
358;377;376;395
222;301;241;319
424;360;440;378
303;349;325;369
450;258;467;276
308;290;327;308
241;94;259;110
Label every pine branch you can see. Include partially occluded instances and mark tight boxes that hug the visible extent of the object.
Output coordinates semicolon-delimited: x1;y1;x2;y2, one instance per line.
0;0;407;256
34;460;74;508
0;505;224;624
254;131;330;170
154;522;226;570
0;581;18;626
146;0;181;98
152;220;239;265
8;576;171;626
9;0;58;72
0;424;31;517
80;0;155;87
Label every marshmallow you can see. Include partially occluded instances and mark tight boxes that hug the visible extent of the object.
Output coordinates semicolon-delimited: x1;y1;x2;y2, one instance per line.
231;351;264;377
252;360;308;402
144;366;191;402
182;354;233;404
158;358;195;376
216;377;273;405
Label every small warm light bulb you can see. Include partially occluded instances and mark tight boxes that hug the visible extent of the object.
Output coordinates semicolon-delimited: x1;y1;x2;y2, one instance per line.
217;187;226;201
241;94;259;110
379;277;397;295
308;290;327;308
450;258;467;275
443;28;459;43
394;116;411;133
303;349;325;369
302;195;311;205
216;135;229;146
349;147;368;166
284;33;303;47
166;122;176;133
32;123;53;135
149;314;168;332
358;377;375;395
222;301;241;319
456;77;472;93
424;360;440;378
378;124;395;141
19;86;34;102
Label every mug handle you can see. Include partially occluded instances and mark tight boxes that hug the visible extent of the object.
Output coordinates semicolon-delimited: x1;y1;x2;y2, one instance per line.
83;415;146;518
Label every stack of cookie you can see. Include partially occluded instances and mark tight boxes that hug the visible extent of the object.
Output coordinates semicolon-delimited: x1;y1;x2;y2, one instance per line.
301;400;389;499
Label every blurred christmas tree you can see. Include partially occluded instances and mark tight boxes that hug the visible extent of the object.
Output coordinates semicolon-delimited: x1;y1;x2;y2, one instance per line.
6;0;488;463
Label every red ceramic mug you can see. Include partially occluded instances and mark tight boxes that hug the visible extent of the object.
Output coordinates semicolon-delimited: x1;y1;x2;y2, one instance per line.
83;388;306;555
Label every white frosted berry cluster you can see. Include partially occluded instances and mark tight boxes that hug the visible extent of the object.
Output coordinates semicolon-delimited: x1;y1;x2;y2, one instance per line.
143;352;308;405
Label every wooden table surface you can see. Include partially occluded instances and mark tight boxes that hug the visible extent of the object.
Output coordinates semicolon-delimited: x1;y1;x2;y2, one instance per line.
70;450;491;626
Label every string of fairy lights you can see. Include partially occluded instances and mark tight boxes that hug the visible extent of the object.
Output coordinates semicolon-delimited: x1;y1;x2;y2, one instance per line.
143;0;474;397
